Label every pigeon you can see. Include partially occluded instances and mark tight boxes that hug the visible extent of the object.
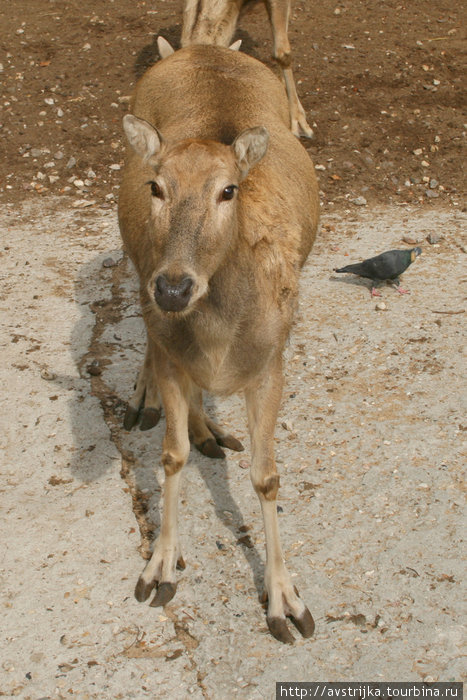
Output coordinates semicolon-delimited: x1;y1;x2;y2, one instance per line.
334;247;422;297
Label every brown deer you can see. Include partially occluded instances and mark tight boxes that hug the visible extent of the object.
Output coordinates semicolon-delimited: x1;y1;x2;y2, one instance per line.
118;44;319;643
155;0;313;138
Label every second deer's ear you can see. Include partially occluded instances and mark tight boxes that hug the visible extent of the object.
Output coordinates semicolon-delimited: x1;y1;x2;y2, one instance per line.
232;127;269;178
157;36;175;59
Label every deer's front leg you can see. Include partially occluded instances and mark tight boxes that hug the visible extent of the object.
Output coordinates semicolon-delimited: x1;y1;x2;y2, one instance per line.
245;357;315;644
134;363;190;608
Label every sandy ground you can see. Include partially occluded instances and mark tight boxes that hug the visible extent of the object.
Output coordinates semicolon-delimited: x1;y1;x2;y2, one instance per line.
0;198;465;698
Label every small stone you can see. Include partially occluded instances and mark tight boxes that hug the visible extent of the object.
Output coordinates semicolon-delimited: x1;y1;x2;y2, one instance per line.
421;160;430;167
41;368;56;381
87;361;102;376
102;257;116;268
54;150;64;160
238;460;250;469
72;199;96;208
109;163;121;171
402;234;422;245
425;189;439;199
57;108;64;118
30;148;43;158
44;97;54;105
281;420;294;432
48;175;59;184
82;43;91;51
73;179;84;188
429;178;438;189
427;232;441;244
315;164;326;171
352;196;367;206
87;169;96;179
66;156;76;169
413;148;423;156
375;302;387;311
44;161;55;169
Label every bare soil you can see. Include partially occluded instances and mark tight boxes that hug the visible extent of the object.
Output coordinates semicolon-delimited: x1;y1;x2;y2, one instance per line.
1;0;465;209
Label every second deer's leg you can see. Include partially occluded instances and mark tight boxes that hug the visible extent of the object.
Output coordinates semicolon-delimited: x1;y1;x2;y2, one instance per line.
266;0;313;138
245;356;315;644
134;361;191;607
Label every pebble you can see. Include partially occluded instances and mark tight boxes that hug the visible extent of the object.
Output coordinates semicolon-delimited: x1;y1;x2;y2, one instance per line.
48;175;59;184
427;232;441;244
109;163;121;171
54;150;64;160
102;257;116;268
66;156;77;169
375;302;387;311
40;368;56;381
30;148;43;158
429;178;439;189
413;148;423;156
87;361;102;376
73;179;84;188
352;196;367;206
425;189;439;199
315;164;326;171
403;234;423;245
57;108;64;118
421;160;430;167
72;199;96;208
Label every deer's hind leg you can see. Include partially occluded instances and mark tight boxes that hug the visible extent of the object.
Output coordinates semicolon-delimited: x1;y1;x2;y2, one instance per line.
123;334;162;432
266;0;313;138
189;387;244;458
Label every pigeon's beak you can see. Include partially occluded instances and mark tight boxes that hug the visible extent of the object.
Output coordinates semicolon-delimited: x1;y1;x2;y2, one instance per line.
411;247;422;262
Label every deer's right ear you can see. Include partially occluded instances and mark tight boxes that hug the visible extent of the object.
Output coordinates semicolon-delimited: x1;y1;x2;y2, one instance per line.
123;114;163;161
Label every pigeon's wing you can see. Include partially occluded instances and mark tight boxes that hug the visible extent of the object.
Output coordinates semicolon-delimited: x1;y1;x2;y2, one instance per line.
335;250;413;280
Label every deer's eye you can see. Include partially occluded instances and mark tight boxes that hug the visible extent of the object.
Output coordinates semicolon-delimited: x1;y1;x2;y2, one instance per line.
221;185;237;201
149;181;164;199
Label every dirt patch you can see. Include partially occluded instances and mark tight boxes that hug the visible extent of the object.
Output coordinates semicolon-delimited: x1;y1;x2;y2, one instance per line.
1;0;465;210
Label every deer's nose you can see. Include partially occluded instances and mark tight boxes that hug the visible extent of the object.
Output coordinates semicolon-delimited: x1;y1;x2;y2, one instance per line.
154;275;194;312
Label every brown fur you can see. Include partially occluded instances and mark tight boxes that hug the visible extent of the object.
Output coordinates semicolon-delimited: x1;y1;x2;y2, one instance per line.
118;45;319;643
180;0;313;137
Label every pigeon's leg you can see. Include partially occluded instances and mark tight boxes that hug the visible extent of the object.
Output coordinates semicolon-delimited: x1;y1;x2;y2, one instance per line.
370;285;382;297
390;279;410;295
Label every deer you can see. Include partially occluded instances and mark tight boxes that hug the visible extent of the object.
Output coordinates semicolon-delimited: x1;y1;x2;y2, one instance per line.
155;0;313;139
118;43;319;643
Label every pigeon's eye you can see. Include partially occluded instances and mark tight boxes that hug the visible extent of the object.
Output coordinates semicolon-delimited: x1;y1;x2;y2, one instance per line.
220;185;237;201
149;181;164;199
